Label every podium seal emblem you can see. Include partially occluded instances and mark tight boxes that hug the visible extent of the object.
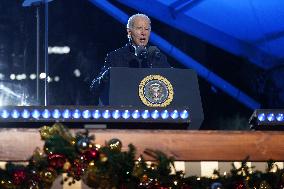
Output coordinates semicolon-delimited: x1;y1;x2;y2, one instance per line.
139;75;174;107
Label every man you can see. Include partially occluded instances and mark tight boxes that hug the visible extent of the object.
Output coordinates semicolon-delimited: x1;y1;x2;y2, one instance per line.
90;13;170;95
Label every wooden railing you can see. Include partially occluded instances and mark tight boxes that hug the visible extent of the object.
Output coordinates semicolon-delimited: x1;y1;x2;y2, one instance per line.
1;129;284;161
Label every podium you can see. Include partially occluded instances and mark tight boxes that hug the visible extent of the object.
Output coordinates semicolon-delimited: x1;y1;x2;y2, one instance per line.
100;67;204;129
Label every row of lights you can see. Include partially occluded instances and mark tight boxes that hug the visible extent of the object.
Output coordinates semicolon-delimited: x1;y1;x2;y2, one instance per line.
0;109;189;121
257;113;284;122
1;69;82;82
8;73;60;82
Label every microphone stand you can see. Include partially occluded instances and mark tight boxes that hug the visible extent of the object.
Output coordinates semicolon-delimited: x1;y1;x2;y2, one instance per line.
22;0;54;106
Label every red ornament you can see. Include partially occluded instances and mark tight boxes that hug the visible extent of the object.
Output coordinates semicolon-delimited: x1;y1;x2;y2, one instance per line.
12;169;27;185
48;154;66;169
71;159;86;180
234;181;245;189
82;148;99;161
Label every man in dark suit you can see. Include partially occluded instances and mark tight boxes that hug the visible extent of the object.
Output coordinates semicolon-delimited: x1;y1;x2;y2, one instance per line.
90;13;170;95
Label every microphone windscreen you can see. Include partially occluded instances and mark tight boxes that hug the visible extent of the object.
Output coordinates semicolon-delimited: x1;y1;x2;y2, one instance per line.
136;46;148;59
148;46;161;58
136;46;147;55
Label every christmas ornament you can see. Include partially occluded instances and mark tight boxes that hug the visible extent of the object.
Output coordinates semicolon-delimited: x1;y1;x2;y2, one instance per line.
0;179;15;189
211;182;223;189
71;159;85;180
31;147;45;164
99;153;108;162
259;180;271;189
40;167;57;183
76;137;90;152
141;174;148;183
27;180;40;189
63;161;72;171
40;126;52;139
48;153;66;169
107;138;122;152
82;148;99;161
12;169;27;185
233;181;245;189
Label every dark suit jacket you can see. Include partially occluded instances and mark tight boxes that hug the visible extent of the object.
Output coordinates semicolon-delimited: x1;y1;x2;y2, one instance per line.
105;43;170;68
90;43;170;95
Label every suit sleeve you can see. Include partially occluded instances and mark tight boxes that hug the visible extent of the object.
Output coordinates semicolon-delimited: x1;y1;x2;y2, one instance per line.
89;53;112;94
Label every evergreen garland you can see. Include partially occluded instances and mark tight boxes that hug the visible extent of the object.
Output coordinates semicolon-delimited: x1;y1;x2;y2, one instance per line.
0;123;283;189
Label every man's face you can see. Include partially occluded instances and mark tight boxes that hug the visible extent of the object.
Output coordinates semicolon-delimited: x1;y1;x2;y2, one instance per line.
127;17;151;47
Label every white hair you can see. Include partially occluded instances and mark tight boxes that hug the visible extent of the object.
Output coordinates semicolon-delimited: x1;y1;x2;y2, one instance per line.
126;13;151;29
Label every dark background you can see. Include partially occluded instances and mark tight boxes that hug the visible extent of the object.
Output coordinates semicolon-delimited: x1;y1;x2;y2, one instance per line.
0;0;283;130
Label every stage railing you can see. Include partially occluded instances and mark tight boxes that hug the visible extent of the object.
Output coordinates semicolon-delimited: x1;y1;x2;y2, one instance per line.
0;129;283;161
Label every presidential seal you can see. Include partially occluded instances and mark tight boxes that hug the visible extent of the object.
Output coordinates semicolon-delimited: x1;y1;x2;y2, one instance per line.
139;75;174;107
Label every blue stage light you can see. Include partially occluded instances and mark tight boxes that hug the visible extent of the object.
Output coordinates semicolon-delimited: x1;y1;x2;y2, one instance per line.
92;110;101;119
180;110;189;119
42;109;51;119
170;110;179;119
72;109;81;119
21;109;30;119
141;110;150;119
0;106;190;128
52;109;61;119
0;109;9;119
11;110;20;119
122;110;130;119
82;110;91;119
151;110;159;119
31;109;41;119
250;110;284;130
132;110;140;119
257;113;265;121
276;113;284;122
267;113;275;122
102;110;111;119
161;110;169;119
62;109;71;119
112;110;121;119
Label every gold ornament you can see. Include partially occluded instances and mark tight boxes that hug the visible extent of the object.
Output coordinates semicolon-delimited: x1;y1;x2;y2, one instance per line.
27;180;39;189
39;126;52;139
107;138;122;152
63;161;72;171
100;153;108;162
0;179;15;189
141;174;148;182
259;181;271;189
40;168;57;183
31;147;44;163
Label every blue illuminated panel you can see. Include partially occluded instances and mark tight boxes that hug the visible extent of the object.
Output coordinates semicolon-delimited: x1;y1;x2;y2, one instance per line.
250;109;284;130
0;106;191;125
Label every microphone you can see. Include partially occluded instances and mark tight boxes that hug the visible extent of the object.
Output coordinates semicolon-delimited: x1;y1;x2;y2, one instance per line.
148;46;161;58
135;46;148;59
135;46;149;68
